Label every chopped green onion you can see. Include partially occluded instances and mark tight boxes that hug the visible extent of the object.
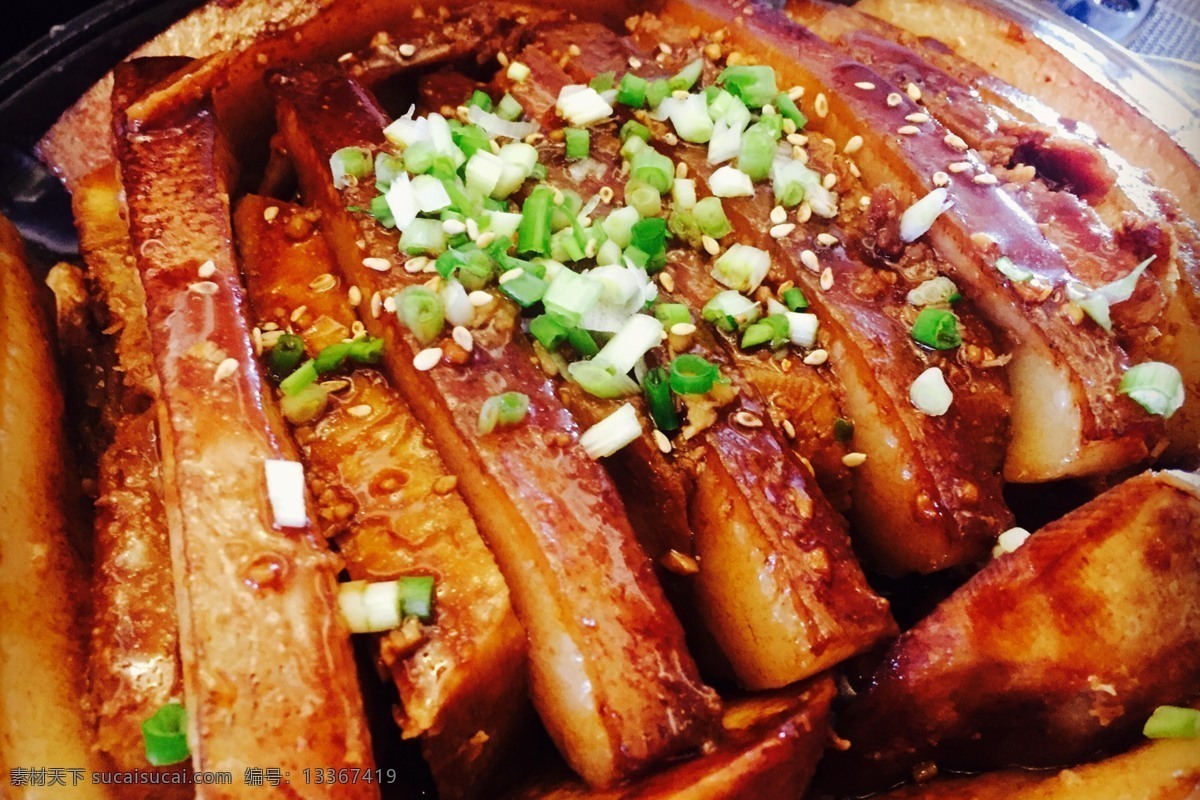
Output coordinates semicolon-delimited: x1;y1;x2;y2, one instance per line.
398;285;445;345
702;290;760;333
737;126;776;181
398;576;435;621
280;383;329;425
627;184;663;218
910;366;953;416
668;92;714;144
279;360;318;396
655;303;692;328
694;196;732;239
579;402;642;459
672;178;698;210
620;119;652;144
782;286;808;311
712;243;771;293
595;314;664;375
367;194;396;227
833;418;855;443
399;217;447;255
669;59;704;92
330;146;373;190
507;60;531;82
741;313;790;349
313;336;384;374
530;314;569;349
786;311;819;347
565;326;599;357
709;165;754;197
496;92;523;121
643;367;680;432
631;217;669;270
629;148;675;193
498;269;548;308
567;360;639;398
142;703;190;767
338;577;435;633
774;92;807;128
1144;706;1200;739
645;78;671;109
450;121;491;159
900;187;953;243
556;85;613;126
267;333;307;380
617;73;648;107
517;186;555;255
602;206;640;248
911;307;962;350
1119;361;1184;418
543;268;602;328
906;276;958;307
772;159;810;207
590;71;616;92
564;128;590;161
478;391;531;434
466;90;493;112
670;354;721;394
374;152;405;192
718;65;778;108
995;256;1033;283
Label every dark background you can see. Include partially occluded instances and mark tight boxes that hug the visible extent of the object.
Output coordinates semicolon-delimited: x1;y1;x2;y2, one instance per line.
1;0;100;64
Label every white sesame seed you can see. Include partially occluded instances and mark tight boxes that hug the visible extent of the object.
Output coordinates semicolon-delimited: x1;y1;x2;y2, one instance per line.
213;357;239;382
260;330;284;349
781;419;796;438
906;82;922;102
662;132;679;146
905;112;930;123
788;85;804;100
814;92;829;118
854;80;876;91
197;259;217;278
468;290;494;307
860;195;872;208
290;305;308;322
442;219;467;235
734;410;763;428
770;223;796;239
800;249;820;273
823;173;837;190
398;43;416;57
188;280;218;295
886;92;903;107
848;161;861;179
499;267;524;285
973;173;999;185
701;235;721;256
652;429;672;454
476;231;497;249
383;295;397;313
351;320;366;338
628;56;642;69
675;161;689;179
897;125;920;136
797;202;813;224
949;161;973;173
404;258;424;274
944;133;969;151
792;146;809;164
347;404;373;417
348;286;363;305
820;267;834;291
452;325;474;352
466;218;480;240
251;327;263;356
598;186;615;203
659;272;675;292
770;205;788;225
932;171;950;187
262;322;279;331
816;232;839;247
371;292;382;318
262;206;279;223
363;256;391;271
413;347;442;371
970;232;995;248
571;43;583;56
670;322;697;337
842;451;867;467
309;273;337;292
786;132;807;147
803;348;828;366
843;135;864;155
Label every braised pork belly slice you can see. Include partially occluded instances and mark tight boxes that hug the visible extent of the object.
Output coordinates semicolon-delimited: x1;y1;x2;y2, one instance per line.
114;61;377;797
270;65;720;788
233;195;531;800
654;0;1166;482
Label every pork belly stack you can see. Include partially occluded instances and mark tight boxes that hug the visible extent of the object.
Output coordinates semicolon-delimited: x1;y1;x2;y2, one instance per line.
23;0;1199;797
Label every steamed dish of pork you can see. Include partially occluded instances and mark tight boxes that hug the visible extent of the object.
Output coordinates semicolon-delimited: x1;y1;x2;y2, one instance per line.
2;0;1198;798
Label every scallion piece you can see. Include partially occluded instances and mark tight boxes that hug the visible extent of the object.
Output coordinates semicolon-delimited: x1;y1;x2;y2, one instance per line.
669;59;704;92
564;128;591;161
398;576;436;621
645;78;671;109
399;217;447;255
630;147;675;193
833;418;855;443
397;285;445;345
530;314;569;349
1119;361;1185;418
737;126;776;181
466;89;493;112
643;367;680;432
620;120;651;144
338;577;435;633
565;326;599;357
478;391;531;434
543;268;601;328
1144;706;1200;739
280;383;329;425
693;196;733;239
567;360;640;398
267;333;307;380
279;360;318;396
910;307;962;350
450;121;491;159
668;92;715;144
579;402;642;459
741;313;790;349
142;702;190;767
712;243;771;293
774;92;807;128
374;152;405;192
589;71;616;92
627;184;663;218
517;186;555;255
670;354;721;395
330;146;373;189
655;303;692;328
496;92;523;121
313;336;385;374
717;65;778;108
617;72;648;107
631;217;669;270
368;194;396;227
498;270;548;308
782;287;808;311
702;290;760;333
